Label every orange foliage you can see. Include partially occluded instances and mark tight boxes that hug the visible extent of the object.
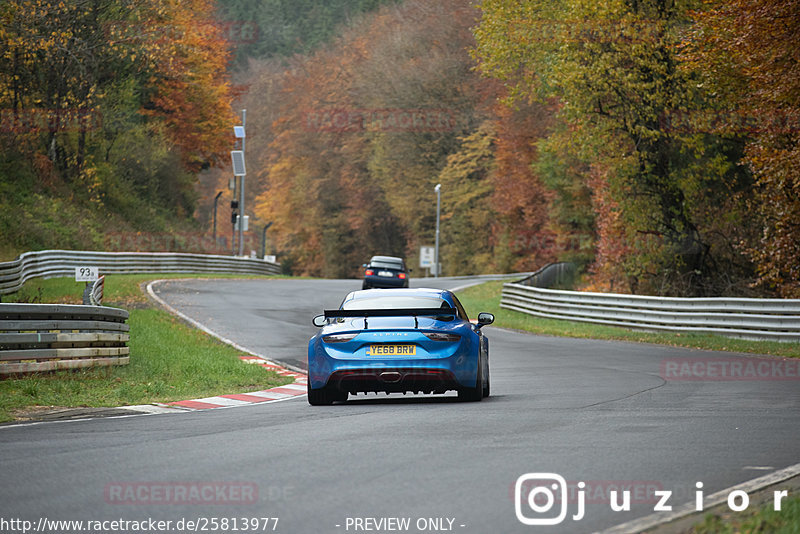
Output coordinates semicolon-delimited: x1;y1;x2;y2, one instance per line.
585;167;630;293
687;0;800;296
252;0;496;276
136;0;237;173
490;100;557;272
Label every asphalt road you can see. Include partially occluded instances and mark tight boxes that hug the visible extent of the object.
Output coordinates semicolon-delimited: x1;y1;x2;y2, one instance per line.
1;277;799;534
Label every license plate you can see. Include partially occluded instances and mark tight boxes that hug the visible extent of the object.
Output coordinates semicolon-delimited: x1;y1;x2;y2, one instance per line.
367;344;416;356
378;271;393;277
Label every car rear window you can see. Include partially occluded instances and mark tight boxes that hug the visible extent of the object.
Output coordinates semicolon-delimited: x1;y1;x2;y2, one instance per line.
343;296;445;310
369;261;403;270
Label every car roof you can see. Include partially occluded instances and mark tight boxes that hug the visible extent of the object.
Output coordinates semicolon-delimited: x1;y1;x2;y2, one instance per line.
369;255;404;263
342;287;450;305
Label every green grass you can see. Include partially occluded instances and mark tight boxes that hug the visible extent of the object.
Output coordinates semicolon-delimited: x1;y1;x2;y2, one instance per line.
691;495;800;533
0;274;296;423
457;281;800;359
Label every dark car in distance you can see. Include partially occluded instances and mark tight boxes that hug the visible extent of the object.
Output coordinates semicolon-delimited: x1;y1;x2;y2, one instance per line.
362;255;409;289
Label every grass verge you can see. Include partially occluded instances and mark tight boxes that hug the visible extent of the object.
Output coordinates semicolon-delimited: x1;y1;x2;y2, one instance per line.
0;274;295;423
690;495;800;533
456;280;800;358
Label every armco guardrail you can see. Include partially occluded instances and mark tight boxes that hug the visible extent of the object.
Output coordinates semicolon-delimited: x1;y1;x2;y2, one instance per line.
90;275;105;305
82;275;105;306
0;250;281;296
519;261;575;288
501;283;800;341
0;303;130;374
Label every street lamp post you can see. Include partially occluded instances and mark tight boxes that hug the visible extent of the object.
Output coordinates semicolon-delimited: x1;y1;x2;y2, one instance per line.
229;178;237;254
212;191;223;245
237;110;246;256
261;221;273;259
231;110;247;256
434;183;441;278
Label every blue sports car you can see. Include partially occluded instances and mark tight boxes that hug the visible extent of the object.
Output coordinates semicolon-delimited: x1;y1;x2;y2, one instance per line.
307;288;494;405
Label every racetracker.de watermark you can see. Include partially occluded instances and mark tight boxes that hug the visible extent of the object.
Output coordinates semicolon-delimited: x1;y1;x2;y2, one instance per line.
0;108;102;134
660;358;800;381
302;108;457;133
103;19;259;45
104;482;258;505
507;17;689;44
659;109;800;135
104;232;256;255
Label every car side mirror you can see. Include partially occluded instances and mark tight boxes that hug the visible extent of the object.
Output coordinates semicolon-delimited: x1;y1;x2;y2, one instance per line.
312;314;327;327
477;312;494;327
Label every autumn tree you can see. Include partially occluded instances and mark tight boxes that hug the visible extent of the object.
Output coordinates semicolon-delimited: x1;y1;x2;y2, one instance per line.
252;28;403;277
474;0;758;295
0;0;237;254
684;0;800;297
436;121;496;275
108;0;236;173
490;99;559;273
253;0;499;276
216;0;396;64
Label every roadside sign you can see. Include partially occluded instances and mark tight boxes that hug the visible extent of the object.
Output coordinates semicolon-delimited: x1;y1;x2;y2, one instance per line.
420;246;435;268
235;214;249;231
75;266;99;282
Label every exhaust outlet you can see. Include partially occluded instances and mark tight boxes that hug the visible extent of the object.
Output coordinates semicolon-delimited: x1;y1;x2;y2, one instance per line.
379;372;402;383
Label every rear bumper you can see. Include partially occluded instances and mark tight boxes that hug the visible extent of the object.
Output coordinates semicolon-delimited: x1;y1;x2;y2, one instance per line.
308;350;478;393
325;368;459;394
363;275;407;288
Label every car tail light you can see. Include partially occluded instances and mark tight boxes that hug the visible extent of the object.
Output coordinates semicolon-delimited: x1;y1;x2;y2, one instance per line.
365;269;374;276
398;273;407;279
424;332;461;342
323;333;358;343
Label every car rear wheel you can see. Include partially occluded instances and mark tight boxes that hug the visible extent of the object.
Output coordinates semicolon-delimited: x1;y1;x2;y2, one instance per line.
308;383;348;405
308;384;334;405
458;358;483;402
483;360;490;398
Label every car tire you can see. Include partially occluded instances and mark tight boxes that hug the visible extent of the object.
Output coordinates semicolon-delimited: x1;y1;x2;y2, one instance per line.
483;364;490;398
362;282;370;290
458;357;483;402
308;384;334;405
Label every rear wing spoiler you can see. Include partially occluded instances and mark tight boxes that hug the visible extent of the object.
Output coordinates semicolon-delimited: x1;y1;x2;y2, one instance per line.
316;307;458;328
323;307;457;319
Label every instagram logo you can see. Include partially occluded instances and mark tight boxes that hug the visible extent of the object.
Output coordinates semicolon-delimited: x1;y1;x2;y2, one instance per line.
515;473;584;525
514;473;791;525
